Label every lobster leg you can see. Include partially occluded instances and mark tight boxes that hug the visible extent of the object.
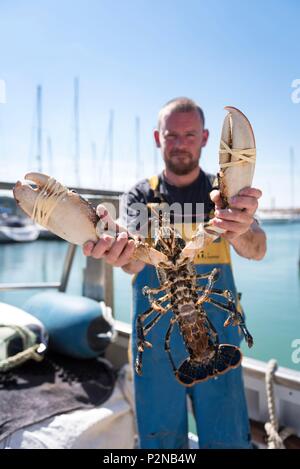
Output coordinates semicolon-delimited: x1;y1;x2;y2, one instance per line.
203;296;253;348
143;303;173;338
164;317;177;374
136;307;156;375
143;283;170;295
196;271;219;280
196;268;220;305
144;292;173;311
196;287;232;300
135;303;173;375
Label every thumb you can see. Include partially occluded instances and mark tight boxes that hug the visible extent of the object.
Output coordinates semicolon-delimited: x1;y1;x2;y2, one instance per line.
210;189;223;209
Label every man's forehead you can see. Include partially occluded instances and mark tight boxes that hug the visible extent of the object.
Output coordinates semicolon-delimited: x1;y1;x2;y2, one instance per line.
159;109;203;132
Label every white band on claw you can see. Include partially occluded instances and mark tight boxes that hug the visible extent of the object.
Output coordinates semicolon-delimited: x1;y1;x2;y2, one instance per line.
219;140;256;168
31;178;69;227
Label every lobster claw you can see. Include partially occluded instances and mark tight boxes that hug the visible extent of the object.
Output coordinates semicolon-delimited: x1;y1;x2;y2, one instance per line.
181;106;256;259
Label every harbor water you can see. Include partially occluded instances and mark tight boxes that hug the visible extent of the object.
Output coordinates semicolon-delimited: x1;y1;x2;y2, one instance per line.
0;222;299;371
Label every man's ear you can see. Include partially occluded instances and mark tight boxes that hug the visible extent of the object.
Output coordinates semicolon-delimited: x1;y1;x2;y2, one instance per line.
201;129;209;148
154;129;161;148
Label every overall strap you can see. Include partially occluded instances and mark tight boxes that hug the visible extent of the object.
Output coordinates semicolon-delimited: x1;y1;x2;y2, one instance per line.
148;175;168;204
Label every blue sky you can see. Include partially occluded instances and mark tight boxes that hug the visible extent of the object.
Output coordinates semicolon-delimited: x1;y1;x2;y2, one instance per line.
0;0;300;207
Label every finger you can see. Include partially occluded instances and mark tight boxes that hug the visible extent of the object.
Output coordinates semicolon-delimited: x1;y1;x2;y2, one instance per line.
104;232;129;264
228;195;258;214
211;217;249;234
90;235;115;259
237;187;262;199
83;241;95;256
214;208;253;225
210;190;224;210
114;239;136;267
96;204;127;236
210;189;222;204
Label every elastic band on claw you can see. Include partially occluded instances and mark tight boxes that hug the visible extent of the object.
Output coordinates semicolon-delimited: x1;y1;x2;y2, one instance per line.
219;140;256;168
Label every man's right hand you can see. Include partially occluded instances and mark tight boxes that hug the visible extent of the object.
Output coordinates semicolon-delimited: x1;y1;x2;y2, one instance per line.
83;232;145;274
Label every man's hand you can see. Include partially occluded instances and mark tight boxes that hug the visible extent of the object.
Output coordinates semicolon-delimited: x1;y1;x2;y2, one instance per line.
210;187;262;242
83;231;136;267
83;231;145;274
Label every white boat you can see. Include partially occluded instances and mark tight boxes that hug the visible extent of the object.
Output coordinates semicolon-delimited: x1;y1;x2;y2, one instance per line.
257;209;300;225
37;225;60;240
0;196;39;243
0;214;39;243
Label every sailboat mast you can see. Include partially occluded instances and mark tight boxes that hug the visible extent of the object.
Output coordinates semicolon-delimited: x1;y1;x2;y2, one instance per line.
74;77;80;186
47;136;53;175
290;146;294;210
36;85;42;172
108;110;114;188
91;141;97;185
135;116;141;181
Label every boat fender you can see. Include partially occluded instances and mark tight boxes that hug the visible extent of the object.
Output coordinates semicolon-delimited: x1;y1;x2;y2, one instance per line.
23;292;116;359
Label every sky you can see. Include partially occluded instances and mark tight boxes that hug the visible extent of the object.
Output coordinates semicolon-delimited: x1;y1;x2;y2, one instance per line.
0;0;300;208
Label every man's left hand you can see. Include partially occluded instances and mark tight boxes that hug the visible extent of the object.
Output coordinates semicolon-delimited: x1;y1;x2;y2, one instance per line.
210;187;262;241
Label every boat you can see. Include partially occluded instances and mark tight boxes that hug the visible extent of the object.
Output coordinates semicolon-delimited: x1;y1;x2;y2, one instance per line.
37;225;61;240
0;196;39;243
257;209;300;225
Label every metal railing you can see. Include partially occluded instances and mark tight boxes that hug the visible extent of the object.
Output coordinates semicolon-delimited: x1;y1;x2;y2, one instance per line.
0;243;77;293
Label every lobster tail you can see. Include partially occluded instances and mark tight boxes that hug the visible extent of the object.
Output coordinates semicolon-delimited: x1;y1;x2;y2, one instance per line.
175;344;242;387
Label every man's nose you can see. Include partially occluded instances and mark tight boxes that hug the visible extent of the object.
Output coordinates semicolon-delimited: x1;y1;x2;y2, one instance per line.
174;135;186;148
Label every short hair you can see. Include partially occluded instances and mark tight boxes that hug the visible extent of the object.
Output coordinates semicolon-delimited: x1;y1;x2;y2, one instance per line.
158;97;205;129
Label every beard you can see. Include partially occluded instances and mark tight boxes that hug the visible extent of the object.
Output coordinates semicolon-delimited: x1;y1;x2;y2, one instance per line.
164;150;200;175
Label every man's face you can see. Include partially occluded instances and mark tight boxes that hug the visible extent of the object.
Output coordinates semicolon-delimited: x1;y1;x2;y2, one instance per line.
154;110;209;175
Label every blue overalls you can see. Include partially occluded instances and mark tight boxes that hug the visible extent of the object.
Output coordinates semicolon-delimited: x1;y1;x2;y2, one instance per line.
130;178;252;449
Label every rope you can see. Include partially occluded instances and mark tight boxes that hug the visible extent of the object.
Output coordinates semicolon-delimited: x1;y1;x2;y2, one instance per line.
31;177;69;227
219;140;256;168
0;344;45;372
0;324;46;372
264;359;295;449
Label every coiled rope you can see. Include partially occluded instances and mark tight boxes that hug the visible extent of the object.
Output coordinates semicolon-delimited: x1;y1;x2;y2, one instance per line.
0;324;46;372
264;359;295;449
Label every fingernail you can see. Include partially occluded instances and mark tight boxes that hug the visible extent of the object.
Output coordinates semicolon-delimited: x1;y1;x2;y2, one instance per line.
119;231;127;239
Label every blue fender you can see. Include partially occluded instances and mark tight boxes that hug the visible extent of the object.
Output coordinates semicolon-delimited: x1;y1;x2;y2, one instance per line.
23;292;115;359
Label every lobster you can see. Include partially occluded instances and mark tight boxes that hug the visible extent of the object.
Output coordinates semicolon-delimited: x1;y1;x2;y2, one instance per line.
135;211;253;386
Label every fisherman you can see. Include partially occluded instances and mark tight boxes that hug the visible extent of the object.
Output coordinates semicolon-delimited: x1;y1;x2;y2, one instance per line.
83;97;267;449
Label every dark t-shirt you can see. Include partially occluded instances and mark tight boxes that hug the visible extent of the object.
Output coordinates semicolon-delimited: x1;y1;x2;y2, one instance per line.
119;169;216;236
